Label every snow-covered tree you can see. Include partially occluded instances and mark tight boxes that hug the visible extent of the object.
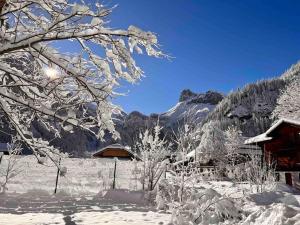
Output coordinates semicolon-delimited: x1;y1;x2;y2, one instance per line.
197;121;225;164
224;125;244;176
0;0;164;164
170;122;202;203
224;126;243;156
135;122;169;191
272;77;300;120
174;123;200;161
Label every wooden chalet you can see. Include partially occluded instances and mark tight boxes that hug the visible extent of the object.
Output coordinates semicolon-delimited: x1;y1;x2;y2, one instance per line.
92;144;141;160
245;118;300;188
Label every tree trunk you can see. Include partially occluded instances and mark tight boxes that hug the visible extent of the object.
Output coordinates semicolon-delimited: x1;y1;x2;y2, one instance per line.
54;158;61;194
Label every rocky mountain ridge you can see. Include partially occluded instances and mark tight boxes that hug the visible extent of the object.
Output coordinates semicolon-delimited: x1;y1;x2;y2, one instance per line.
111;90;224;149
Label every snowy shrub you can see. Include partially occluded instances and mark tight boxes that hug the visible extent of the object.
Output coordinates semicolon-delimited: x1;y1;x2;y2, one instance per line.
156;169;242;225
155;179;175;210
0;139;23;193
243;154;276;193
241;203;300;225
160;183;242;225
135;122;170;191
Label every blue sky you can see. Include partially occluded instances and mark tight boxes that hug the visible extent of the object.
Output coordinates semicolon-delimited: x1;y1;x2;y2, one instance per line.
85;1;300;114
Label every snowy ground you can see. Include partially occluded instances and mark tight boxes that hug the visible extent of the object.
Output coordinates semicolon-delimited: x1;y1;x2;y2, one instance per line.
195;181;300;225
0;190;171;225
1;156;300;225
1;181;300;225
0;156;170;224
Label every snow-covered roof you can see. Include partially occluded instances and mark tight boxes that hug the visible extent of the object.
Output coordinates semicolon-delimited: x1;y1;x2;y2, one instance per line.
244;133;273;144
265;118;300;135
93;144;141;160
245;118;300;145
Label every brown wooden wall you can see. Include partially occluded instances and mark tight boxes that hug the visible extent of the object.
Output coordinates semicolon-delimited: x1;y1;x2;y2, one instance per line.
264;123;300;171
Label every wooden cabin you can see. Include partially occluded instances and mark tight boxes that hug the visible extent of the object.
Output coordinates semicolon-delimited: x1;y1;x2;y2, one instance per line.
245;118;300;188
92;144;141;160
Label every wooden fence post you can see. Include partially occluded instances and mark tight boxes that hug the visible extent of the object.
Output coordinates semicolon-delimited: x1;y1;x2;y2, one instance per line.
54;157;61;194
0;153;3;165
112;157;117;189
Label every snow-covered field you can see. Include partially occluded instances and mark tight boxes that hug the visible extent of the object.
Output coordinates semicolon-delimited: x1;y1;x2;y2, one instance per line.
1;156;300;225
0;189;171;225
0;181;300;225
0;211;170;225
0;156;143;195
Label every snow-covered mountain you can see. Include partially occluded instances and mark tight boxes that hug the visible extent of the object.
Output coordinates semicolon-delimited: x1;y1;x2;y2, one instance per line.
160;90;223;128
111;90;224;148
201;61;300;137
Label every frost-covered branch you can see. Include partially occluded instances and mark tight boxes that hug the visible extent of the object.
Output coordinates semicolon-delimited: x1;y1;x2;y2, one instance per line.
0;0;165;163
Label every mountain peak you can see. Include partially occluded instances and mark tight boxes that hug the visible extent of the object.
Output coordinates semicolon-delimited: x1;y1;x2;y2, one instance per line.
179;89;224;105
179;89;197;102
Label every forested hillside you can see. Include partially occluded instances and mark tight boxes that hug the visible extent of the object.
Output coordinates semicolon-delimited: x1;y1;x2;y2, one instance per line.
201;61;300;137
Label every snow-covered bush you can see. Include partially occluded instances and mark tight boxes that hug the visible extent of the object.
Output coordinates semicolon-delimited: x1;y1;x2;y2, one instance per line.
241;203;300;225
171;188;241;225
244;154;276;193
0;139;22;193
0;0;165;164
156;178;242;225
135;122;170;191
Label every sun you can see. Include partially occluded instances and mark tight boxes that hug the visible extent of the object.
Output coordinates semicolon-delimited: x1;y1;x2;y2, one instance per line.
44;67;58;80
